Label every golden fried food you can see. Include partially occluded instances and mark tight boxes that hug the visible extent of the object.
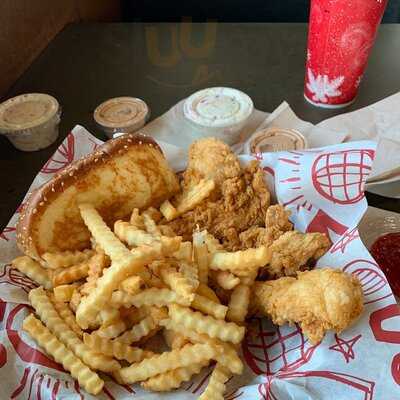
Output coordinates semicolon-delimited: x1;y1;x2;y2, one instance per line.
183;137;242;188
253;268;363;344
169;155;271;250
263;230;331;278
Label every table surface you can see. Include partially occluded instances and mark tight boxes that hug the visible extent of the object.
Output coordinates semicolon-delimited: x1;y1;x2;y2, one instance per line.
1;22;400;229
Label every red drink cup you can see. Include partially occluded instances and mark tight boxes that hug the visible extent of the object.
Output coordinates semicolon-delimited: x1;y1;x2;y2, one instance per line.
304;0;388;108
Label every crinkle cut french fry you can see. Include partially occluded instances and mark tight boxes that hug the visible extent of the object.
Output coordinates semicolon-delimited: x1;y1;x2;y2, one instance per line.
110;290;137;308
23;315;104;395
95;320;127;339
226;284;250;324
113;288;190;308
69;289;82;312
53;283;80;302
12;256;52;289
120;275;143;295
168;304;245;344
191;294;228;320
76;246;156;329
79;203;133;262
99;306;120;326
196;283;220;304
160;268;195;302
83;333;148;363
143;212;161;236
178;261;199;291
41;249;95;269
52;261;90;286
29;287;120;372
198;363;230;400
115;220;182;255
115;315;156;345
49;294;83;338
159;319;243;375
215;271;240;290
141;359;209;392
159;200;178;221
172;241;193;262
193;230;209;284
130;208;145;229
175;179;215;214
163;329;189;349
115;343;220;384
210;246;271;275
204;233;224;253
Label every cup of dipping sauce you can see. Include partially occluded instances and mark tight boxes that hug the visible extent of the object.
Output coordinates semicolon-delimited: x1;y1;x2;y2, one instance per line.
0;93;61;151
94;97;150;138
245;127;308;154
183;87;254;145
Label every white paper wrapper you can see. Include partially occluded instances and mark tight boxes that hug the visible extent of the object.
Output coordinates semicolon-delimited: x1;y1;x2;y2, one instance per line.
1;125;400;399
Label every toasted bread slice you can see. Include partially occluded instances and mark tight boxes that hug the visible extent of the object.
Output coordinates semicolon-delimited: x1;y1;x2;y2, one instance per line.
17;133;179;259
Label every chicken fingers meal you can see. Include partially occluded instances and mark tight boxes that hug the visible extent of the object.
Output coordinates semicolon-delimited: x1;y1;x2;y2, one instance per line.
12;134;363;397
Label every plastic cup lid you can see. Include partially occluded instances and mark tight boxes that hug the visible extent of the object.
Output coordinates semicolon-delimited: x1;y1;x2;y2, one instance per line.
183;87;254;128
248;127;308;153
94;97;149;129
0;93;59;131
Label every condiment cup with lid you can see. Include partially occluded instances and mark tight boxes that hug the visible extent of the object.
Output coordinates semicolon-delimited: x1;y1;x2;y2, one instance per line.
183;87;254;145
0;93;61;151
94;97;150;139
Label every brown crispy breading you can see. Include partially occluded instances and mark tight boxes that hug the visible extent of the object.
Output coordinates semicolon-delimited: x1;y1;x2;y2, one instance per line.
253;268;364;344
260;230;331;278
168;160;270;250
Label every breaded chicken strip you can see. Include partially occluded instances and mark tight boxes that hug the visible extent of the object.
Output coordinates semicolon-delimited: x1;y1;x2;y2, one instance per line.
264;230;331;278
239;205;293;249
253;268;363;344
169;138;271;250
183;137;242;189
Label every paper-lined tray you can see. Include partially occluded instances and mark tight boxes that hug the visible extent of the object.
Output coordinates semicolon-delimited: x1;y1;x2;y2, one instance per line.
0;125;399;399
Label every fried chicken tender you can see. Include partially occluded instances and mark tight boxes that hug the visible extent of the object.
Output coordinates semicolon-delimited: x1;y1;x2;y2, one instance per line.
262;230;330;278
238;205;293;249
253;268;364;344
168;138;271;250
183;137;242;189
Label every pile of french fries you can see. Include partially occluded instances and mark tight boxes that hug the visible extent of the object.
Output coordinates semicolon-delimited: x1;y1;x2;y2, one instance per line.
12;179;272;398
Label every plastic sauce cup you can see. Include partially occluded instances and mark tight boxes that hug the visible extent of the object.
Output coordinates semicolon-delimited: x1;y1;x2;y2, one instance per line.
183;87;254;145
94;97;150;138
245;127;308;154
0;93;61;151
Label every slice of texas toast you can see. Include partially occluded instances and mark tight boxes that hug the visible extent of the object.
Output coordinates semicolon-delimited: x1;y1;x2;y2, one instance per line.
17;133;179;259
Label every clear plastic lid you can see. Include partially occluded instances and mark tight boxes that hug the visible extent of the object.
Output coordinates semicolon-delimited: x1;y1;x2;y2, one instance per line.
94;97;149;130
183;87;254;128
0;93;59;132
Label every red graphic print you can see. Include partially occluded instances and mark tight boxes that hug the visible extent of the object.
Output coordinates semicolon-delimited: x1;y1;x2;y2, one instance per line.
0;226;16;241
330;227;359;254
312;150;374;204
41;134;75;174
242;318;318;376
329;333;362;363
343;259;391;305
306;209;348;237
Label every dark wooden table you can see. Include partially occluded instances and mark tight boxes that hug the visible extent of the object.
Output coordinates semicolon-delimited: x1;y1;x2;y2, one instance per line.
1;22;400;229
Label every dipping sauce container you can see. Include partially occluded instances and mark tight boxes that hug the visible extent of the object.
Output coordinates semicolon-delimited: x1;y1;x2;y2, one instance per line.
0;93;61;151
94;97;150;138
183;87;254;145
245;127;308;154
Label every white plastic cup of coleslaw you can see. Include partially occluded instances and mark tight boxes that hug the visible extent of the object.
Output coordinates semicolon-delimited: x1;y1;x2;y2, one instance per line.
94;97;150;138
0;93;61;151
183;87;254;145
